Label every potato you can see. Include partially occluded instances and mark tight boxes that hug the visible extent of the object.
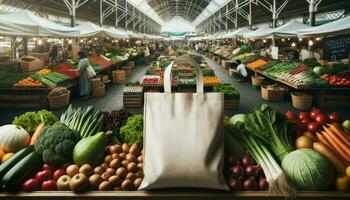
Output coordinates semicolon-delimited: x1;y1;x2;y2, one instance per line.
127;162;138;173
100;163;109;170
125;172;136;182
79;164;93;176
119;153;126;160
112;153;120;159
110;158;121;169
104;155;113;164
129;144;140;156
106;168;116;175
110;144;122;154
109;175;122;187
134;178;143;189
137;155;143;163
98;181;113;191
121;179;133;191
135;170;144;178
66;164;79;177
89;174;103;190
101;171;113;181
122;160;130;168
137;163;143;170
94;166;104;175
126;154;136;162
122;143;130;153
116;167;127;178
105;145;111;153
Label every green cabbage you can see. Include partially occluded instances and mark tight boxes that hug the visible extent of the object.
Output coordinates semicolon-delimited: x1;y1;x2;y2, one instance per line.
282;149;334;191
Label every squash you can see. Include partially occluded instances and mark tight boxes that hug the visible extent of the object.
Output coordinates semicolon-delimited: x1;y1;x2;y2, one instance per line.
73;131;111;167
0;125;30;153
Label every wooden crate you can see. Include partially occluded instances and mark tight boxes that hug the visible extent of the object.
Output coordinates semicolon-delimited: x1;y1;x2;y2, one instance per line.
0;88;49;109
224;99;239;109
112;70;125;84
123;95;143;108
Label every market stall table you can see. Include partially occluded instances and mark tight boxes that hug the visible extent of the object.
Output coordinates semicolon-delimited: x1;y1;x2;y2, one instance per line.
0;191;349;200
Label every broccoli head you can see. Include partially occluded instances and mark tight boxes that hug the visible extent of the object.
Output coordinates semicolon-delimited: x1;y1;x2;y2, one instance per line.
34;123;80;166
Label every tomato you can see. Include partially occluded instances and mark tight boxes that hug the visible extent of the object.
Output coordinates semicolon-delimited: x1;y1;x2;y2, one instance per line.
41;180;57;191
35;169;53;184
315;114;328;125
22;179;40;192
53;169;66;181
41;164;56;172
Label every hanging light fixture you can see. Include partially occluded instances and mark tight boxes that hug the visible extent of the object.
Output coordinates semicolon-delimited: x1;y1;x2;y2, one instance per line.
281;38;285;42
298;38;302;42
263;39;267;43
37;39;43;45
291;42;296;47
308;40;314;46
316;37;321;41
68;39;73;44
80;39;84;43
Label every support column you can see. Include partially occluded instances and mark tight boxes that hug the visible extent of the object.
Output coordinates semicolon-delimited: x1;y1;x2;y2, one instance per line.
235;0;238;30
272;0;277;28
308;0;322;26
248;1;252;29
23;38;28;56
100;0;103;27
125;2;128;31
11;37;16;59
115;0;118;28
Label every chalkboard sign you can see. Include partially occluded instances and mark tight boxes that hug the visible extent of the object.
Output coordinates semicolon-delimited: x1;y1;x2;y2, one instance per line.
323;34;350;61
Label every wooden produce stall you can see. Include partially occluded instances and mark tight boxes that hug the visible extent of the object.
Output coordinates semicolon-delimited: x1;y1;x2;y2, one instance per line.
0;191;349;200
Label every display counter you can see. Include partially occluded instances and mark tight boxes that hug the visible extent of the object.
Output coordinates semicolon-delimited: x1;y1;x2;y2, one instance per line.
1;191;349;200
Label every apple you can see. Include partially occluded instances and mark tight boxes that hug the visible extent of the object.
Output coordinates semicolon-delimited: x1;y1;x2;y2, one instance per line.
56;175;72;191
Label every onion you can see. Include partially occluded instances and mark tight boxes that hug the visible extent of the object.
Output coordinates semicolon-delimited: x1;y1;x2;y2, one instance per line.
298;112;310;121
243;178;258;191
258;178;269;191
245;165;257;177
241;153;254;168
227;155;240;166
315;114;328;125
301;118;311;125
285;111;297;121
328;112;342;123
310;108;322;120
230;166;244;178
307;122;321;133
229;178;242;191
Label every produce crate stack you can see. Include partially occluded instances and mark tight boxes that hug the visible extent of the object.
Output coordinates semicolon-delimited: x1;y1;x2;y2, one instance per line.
123;86;143;108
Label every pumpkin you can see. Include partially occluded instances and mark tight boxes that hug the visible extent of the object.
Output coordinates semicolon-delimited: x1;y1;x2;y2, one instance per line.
0;125;30;153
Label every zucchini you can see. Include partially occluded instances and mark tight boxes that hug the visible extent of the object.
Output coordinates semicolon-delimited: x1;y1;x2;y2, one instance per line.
0;146;34;182
1;151;43;192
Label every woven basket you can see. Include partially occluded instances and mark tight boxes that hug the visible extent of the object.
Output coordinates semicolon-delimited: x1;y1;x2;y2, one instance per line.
261;85;284;102
92;84;105;98
112;70;126;84
90;78;101;89
47;91;70;110
251;75;265;87
291;92;313;110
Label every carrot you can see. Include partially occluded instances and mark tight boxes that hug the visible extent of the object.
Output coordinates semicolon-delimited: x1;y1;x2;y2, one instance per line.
29;120;45;145
313;142;346;175
323;126;350;152
316;132;332;148
321;130;350;163
328;124;350;146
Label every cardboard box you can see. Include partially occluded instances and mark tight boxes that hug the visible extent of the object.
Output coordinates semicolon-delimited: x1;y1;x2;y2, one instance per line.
20;56;44;72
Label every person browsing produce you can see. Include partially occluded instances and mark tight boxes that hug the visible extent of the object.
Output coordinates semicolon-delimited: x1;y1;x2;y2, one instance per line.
71;51;91;100
232;60;248;82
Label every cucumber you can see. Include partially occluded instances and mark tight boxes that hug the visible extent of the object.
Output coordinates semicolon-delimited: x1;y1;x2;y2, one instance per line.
1;151;43;192
0;146;34;182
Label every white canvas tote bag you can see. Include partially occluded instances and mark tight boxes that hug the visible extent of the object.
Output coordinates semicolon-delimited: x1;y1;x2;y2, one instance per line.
140;58;228;190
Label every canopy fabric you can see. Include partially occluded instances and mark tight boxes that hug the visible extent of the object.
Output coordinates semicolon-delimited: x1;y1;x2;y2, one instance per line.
259;20;310;39
243;26;272;39
0;10;79;37
105;27;129;39
75;22;103;37
298;16;350;37
127;31;144;39
231;27;252;38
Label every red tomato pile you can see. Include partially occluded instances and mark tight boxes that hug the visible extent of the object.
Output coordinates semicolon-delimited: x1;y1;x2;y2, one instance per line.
321;74;350;86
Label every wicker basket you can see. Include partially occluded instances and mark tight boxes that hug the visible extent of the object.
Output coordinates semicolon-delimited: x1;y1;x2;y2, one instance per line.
261;85;285;102
291;92;313;110
47;91;70;110
112;70;126;84
90;78;101;89
92;84;105;98
251;75;265;87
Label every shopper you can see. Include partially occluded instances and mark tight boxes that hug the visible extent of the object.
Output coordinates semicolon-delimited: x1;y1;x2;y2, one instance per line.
144;44;150;64
232;60;248;83
49;45;58;65
73;51;91;100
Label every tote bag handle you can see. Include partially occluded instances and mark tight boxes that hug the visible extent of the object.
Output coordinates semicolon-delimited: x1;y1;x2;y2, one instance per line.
164;61;204;93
